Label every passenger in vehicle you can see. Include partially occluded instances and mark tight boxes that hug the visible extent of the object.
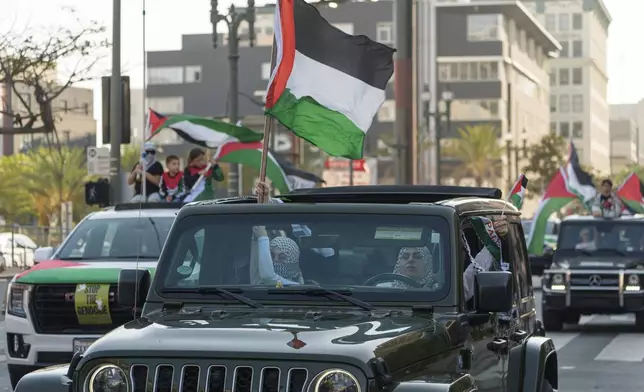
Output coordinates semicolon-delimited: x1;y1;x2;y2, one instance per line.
575;228;596;251
376;247;439;289
591;179;623;218
252;226;305;285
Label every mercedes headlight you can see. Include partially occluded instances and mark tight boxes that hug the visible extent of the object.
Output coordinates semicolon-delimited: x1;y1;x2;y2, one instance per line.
310;369;360;392
86;364;129;392
7;283;30;318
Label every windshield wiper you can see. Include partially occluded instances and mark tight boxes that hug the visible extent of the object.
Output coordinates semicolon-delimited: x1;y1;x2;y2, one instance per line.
163;286;263;308
268;286;376;311
574;249;592;256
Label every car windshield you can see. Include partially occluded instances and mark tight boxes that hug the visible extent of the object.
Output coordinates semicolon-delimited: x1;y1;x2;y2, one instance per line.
157;213;451;303
557;221;644;254
57;217;175;260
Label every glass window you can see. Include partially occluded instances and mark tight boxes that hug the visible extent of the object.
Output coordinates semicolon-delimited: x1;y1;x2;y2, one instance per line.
157;213;452;303
519;29;527;50
467;14;502;41
558;14;570;31
545;14;556;31
549;69;556;86
550;95;557;113
572;13;583;30
559;95;570;113
438;64;450;81
560;122;570;138
480;62;490;80
332;23;354;35
459;63;469;80
377;100;395;122
550;121;557;133
185;66;202;83
572;40;583;57
557;221;644;255
148;67;184;85
449;63;459;80
572;68;582;85
509;223;531;299
261;62;272;80
57;217;175;260
573;121;583;138
560;41;569;57
148;97;184;114
572;94;584;113
559;68;570;85
451;100;501;120
490;62;499;79
469;63;479;80
376;22;393;44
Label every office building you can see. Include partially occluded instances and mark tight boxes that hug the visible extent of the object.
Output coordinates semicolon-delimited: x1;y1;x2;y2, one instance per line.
607;118;638;173
523;0;611;171
610;101;644;166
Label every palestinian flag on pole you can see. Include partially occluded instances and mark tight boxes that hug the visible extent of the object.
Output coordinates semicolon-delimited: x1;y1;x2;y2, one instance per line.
563;142;597;208
264;0;395;159
183;177;215;203
527;168;576;255
146;109;263;147
616;173;644;213
508;174;528;209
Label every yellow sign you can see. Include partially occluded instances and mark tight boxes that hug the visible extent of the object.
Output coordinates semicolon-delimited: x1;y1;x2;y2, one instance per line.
74;284;112;325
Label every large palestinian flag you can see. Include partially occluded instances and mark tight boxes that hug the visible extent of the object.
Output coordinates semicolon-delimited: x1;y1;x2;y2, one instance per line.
527;168;576;255
146;109;263;147
264;0;395;159
563;142;596;208
616;173;644;213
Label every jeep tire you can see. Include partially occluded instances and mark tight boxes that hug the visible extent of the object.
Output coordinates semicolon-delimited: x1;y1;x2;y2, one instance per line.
542;310;564;331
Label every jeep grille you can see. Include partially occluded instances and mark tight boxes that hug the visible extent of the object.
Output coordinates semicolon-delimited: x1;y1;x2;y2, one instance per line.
130;364;308;392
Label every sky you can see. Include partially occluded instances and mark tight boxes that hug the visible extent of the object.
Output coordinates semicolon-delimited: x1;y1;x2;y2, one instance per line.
1;0;642;105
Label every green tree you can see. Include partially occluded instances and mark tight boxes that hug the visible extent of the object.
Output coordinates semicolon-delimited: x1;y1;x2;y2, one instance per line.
613;164;644;186
443;124;504;186
121;143;142;172
522;132;567;198
0;154;36;223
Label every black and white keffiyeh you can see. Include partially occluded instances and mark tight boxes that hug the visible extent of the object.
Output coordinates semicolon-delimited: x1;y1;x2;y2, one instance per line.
391;247;437;289
270;236;303;282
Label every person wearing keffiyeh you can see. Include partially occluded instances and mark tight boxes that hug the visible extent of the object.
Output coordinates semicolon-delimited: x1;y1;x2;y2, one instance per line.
251;226;305;285
376;247;439;289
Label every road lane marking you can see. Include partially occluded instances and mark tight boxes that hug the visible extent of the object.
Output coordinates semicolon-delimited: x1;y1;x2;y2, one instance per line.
595;334;644;362
547;332;579;350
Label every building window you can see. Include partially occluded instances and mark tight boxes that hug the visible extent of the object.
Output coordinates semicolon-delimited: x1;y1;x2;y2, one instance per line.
559;68;569;85
376;22;393;44
527;38;535;59
559;95;570;113
185;66;202;83
148;97;184;114
560;41;569;57
572;121;583;138
549;69;556;86
451;100;501;120
332;23;354;35
550;122;557;134
437;61;500;82
519;29;527;51
550;95;556;113
545;14;556;31
572;40;583;57
148;67;184;85
560;122;570;138
572;13;583;30
467;14;502;41
572;94;583;112
558;14;570;31
261;62;272;80
377;100;395;122
438;64;450;81
83;103;90;115
572;68;582;85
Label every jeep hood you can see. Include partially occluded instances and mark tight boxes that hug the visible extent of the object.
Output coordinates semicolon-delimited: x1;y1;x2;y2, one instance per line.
14;260;157;284
85;311;453;372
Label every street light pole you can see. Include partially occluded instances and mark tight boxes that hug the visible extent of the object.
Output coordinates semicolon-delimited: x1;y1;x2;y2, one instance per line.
423;88;454;186
109;0;123;204
211;0;255;196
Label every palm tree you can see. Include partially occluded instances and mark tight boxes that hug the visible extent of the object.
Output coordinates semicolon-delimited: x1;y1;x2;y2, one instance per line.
443;124;504;186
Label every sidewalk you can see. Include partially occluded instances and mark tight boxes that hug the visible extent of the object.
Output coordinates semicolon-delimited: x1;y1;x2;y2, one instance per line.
0;267;25;281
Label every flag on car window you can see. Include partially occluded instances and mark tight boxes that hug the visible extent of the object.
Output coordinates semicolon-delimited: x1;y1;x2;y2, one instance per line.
508;174;528;209
264;0;395;159
146;109;263;147
616;172;644;214
470;216;505;269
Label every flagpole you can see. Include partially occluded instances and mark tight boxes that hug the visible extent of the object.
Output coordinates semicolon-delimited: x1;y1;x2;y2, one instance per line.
258;39;277;203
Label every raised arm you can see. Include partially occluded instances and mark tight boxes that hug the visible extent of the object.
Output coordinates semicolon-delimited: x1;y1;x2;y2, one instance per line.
252;226;300;286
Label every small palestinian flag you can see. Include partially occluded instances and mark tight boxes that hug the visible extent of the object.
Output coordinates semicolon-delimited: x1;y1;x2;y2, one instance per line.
508;174;528;209
616;173;644;214
265;0;395;159
146;109;263;147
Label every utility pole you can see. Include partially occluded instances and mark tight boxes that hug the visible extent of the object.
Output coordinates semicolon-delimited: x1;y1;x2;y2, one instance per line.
1;64;12;155
211;0;255;197
109;0;123;204
393;0;414;185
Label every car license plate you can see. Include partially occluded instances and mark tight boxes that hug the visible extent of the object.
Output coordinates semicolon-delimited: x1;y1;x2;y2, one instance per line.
73;339;96;354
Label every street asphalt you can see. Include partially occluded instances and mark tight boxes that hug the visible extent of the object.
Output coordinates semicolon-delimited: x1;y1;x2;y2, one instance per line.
0;277;639;391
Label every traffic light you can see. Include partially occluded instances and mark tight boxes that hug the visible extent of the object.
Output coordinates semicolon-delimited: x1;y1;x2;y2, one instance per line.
85;179;110;206
101;76;131;144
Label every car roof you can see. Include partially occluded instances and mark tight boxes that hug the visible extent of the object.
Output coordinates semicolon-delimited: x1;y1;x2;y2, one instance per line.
87;207;179;220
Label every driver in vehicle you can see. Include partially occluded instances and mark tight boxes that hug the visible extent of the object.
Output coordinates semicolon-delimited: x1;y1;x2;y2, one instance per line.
575;228;596;251
376;247;439;289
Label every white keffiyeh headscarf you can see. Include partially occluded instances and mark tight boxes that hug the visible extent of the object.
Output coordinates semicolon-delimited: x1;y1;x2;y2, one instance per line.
391;247;437;289
270;236;304;282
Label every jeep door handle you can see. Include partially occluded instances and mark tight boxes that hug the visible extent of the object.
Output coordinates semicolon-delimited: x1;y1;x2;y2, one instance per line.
487;338;508;354
511;329;528;342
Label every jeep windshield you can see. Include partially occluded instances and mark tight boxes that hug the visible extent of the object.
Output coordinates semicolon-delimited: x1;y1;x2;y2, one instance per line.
557;220;644;256
57;217;175;260
157;213;451;303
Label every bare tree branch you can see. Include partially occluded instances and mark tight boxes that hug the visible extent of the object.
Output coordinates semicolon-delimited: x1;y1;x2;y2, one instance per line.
0;8;108;135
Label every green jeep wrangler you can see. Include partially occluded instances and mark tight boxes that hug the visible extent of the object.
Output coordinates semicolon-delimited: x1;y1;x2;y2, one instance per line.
14;186;557;392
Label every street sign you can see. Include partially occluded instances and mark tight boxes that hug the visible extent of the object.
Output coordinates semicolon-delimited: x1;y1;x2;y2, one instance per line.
87;147;111;177
324;158;366;171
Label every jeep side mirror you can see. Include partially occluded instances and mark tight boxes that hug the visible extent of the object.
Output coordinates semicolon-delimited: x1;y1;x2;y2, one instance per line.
33;247;55;264
474;271;513;313
117;269;151;308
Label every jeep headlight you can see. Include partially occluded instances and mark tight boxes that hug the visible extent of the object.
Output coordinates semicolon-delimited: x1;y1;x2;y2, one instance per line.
310;369;360;392
86;364;128;392
7;283;30;318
